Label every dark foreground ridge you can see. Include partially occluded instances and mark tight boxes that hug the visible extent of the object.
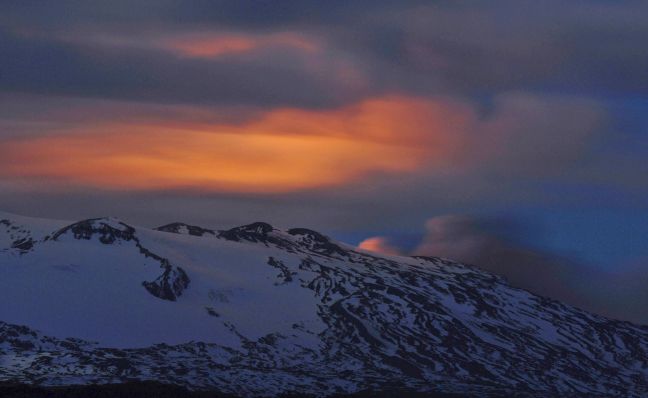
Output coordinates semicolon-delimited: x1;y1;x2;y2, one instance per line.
0;382;235;398
0;382;562;398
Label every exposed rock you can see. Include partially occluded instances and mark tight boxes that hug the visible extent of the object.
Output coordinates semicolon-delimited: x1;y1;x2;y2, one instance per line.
50;218;190;301
218;222;275;244
143;265;190;302
155;223;216;237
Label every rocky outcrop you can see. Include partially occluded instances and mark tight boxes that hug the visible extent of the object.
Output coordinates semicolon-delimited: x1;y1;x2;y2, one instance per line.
50;218;190;301
143;265;190;301
155;223;216;237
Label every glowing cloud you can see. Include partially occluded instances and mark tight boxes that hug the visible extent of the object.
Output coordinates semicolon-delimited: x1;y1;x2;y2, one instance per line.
163;32;320;58
46;29;321;60
357;237;402;256
0;96;468;193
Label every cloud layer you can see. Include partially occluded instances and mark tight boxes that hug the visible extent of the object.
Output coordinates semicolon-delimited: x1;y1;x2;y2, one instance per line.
0;93;605;193
2;1;648;106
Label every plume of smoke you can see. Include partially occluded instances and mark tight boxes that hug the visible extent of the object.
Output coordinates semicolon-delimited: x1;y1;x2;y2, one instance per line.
361;215;648;325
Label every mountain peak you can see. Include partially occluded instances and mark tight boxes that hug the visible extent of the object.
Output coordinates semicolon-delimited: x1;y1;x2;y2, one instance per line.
233;221;275;234
287;228;348;257
218;221;276;243
50;217;136;244
155;222;216;237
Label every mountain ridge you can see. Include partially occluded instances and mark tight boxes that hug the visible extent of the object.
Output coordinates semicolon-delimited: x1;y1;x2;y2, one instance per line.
1;211;648;397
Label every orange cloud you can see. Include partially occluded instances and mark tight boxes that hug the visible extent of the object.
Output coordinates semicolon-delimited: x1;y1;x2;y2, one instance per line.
0;96;470;193
1;130;422;192
47;30;320;59
357;237;403;256
162;32;320;58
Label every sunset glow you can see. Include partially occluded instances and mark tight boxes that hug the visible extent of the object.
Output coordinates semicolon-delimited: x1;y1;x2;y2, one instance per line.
357;237;402;256
162;32;320;58
0;96;463;192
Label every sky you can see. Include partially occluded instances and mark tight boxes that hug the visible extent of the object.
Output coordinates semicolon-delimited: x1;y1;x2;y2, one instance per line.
1;1;648;322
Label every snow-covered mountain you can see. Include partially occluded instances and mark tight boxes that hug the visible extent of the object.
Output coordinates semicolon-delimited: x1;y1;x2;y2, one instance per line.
1;211;648;397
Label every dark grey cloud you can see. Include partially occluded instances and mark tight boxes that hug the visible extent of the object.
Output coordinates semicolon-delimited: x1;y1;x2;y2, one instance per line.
2;1;648;107
353;0;648;97
0;0;416;31
403;215;648;325
0;29;367;108
413;215;586;304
